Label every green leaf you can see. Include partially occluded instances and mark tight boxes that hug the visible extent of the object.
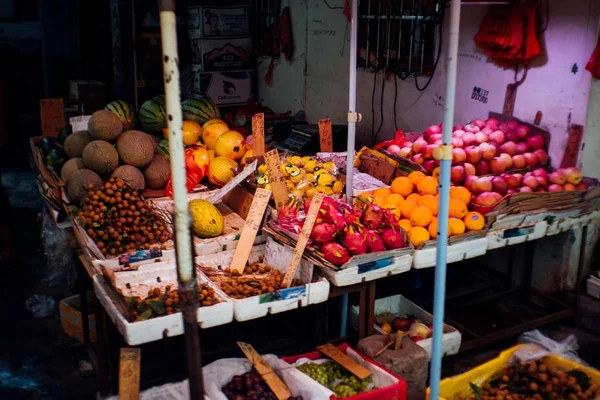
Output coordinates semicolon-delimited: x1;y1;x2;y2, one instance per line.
469;382;482;400
138;302;149;314
150;300;166;315
136;309;153;321
125;297;137;306
92;222;101;228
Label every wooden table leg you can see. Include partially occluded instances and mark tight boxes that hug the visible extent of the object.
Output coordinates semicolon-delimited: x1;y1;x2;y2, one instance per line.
94;295;111;397
367;281;376;336
358;286;367;339
76;258;91;346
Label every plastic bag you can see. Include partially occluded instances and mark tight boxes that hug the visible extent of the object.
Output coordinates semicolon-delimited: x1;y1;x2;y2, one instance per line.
25;294;56;318
164;146;209;197
373;129;408;151
517;329;586;365
41;208;76;288
586;37;600;79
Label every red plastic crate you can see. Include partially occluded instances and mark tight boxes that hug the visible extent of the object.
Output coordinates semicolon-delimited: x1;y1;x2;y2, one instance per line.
281;343;407;400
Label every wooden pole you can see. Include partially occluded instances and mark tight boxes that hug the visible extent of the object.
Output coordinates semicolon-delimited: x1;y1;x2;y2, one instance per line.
158;1;204;399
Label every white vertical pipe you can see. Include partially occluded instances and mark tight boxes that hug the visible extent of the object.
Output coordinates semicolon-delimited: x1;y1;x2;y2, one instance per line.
345;0;358;203
429;1;461;399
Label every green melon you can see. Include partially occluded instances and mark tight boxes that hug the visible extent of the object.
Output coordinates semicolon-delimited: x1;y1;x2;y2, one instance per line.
144;155;170;189
89;110;124;141
64;131;93;158
67;169;102;203
82;140;119;176
116;130;155;168
111;165;145;191
139;96;167;135
105;100;138;129
61;157;85;183
182;98;220;125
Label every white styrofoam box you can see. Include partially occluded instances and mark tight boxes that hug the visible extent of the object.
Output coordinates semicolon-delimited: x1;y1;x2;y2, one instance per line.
192;68;253;106
349;295;461;358
195;238;330;322
93;274;233;346
316;248;412;287
412;237;488;269
546;210;600;236
486;221;548;250
587;275;600;300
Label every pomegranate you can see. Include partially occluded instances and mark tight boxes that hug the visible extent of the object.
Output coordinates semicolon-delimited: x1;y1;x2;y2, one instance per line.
342;227;367;255
320;242;351;266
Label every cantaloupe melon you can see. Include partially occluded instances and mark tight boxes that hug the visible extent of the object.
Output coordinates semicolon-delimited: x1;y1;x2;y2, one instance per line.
63;131;93;158
117;130;155;168
111;165;145;191
88;110;124;141
61;157;85;183
82;140;119;176
67;169;102;203
144;155;170;189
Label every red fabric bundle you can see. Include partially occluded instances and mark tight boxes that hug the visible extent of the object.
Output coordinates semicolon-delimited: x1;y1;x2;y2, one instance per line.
586;36;600;79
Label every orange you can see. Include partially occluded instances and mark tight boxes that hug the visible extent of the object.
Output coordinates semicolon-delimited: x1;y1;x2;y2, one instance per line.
448;218;466;235
390;207;402;219
398;219;413;233
464;211;485;231
448;198;468;219
408;171;426;185
386;193;404;206
409;206;433;227
417;194;438;216
406;193;420;203
373;187;392;198
450;186;471;204
417;176;438;195
408;226;430;247
400;200;418;219
428;217;438;239
390;177;414;197
373;196;388;208
432;167;441;181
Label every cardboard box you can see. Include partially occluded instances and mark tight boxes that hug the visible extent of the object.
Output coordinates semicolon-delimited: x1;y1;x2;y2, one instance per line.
69;80;106;112
191;37;252;71
59;292;96;343
192;68;253;106
189;6;250;39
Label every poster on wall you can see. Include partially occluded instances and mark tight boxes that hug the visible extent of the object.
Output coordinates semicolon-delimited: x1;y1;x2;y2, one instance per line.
192;67;253;106
188;6;249;39
191;38;253;71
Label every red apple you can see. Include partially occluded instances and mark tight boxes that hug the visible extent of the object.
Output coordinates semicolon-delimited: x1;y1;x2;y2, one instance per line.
535;187;546;193
464;175;478;192
428;133;443;144
564;183;576;191
516;142;530;154
486;118;500;129
453;129;466;138
472;177;493;194
423;144;438;160
464;123;480;133
523;152;539;167
480;127;494;136
404;141;413;148
462;132;477;146
424;125;442;140
536;176;548;188
475;160;489;176
489;130;506;145
523;175;539;190
480;143;497;161
422;160;436;174
399;147;412;158
452;148;467;164
472;119;486;129
506;131;520;143
476;191;503;205
548;171;567;185
563;167;583;185
475;132;489;144
504;175;521;190
506;189;516;195
451;165;466;184
464;162;476;176
531;168;548;180
465;145;482;164
515;125;530;141
490;157;507;174
387;144;401;155
512;154;526;169
576;182;588;191
519;186;533;193
498;153;513;169
433;139;443;145
412;154;425;165
527;134;544;150
512;173;523;185
453;125;464;131
412;138;428;154
533;149;549;164
548;184;564;192
499;141;518;156
491;176;508;194
451;137;464;148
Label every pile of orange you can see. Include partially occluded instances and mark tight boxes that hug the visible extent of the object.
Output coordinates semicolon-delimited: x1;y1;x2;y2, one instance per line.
364;171;485;248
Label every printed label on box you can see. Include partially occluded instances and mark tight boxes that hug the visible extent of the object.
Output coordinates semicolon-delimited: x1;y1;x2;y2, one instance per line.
502;225;535;239
193;69;253;106
191;38;252;71
357;256;395;274
201;6;249;38
118;249;163;265
258;286;306;304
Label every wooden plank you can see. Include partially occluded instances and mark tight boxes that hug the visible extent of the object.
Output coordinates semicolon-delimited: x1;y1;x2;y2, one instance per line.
40;98;65;137
237;342;292;400
318;118;333;152
264;149;289;211
317;343;372;380
502;83;517;117
560;124;584;168
118;348;141;400
252;113;265;157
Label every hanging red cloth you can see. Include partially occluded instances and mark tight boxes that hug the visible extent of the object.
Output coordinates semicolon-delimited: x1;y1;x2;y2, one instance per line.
586;36;600;79
265;6;295;85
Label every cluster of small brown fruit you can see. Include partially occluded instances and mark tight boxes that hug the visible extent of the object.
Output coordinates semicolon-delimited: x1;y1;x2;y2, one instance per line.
465;359;599;400
78;178;173;256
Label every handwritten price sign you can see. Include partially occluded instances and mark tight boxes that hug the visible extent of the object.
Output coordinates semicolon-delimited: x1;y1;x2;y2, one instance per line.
119;348;141;400
318;118;333;152
264;149;289;211
252;113;265;157
40;99;65;137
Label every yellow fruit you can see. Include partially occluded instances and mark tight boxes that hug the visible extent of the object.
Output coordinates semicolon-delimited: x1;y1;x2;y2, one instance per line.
408;226;430;247
449;218;466;235
373;187;392;198
189;199;224;238
290;169;307;184
464;211;485;231
286;155;303;166
164;120;203;146
450;186;471;204
240;148;254;164
305;186;319;198
332;180;344;193
417;194;438;216
215;130;247;161
391;177;414;197
428;217;438;239
380;322;392;334
286;180;296;191
187;146;210;176
202;121;229;149
316;185;333;195
408;171;426;185
317;173;335;186
304;160;317;172
400;200;418;219
406;193;421;203
398;219;413;233
432;167;441;181
410;206;433;227
390;206;402;219
374;196;388;207
208;156;238;187
448;198;468;219
417;176;438;195
207;149;216;162
386;193;404;206
202;119;225;129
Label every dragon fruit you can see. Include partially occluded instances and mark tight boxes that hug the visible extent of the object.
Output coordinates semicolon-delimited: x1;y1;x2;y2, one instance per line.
321;242;351;266
310;223;337;244
362;204;383;230
380;228;405;250
305;195;337;215
381;210;398;230
324;209;347;233
365;229;386;253
342;226;367;255
278;198;301;230
343;207;363;227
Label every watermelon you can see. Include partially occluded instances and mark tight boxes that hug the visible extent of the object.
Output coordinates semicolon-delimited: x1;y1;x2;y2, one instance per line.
38;137;59;155
57;124;73;145
45;148;67;172
156;139;170;159
139;96;167;135
105;100;138;129
182;98;220;125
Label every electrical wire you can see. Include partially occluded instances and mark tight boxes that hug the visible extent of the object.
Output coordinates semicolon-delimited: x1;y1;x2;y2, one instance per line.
414;1;444;91
393;74;398;131
539;0;550;33
371;69;378;145
323;0;344;10
375;74;385;144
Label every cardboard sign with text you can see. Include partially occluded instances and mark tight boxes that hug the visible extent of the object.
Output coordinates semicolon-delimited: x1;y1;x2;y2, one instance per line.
318;118;333;152
264;149;289;211
119;348;141;400
252;113;265;157
40;98;65;137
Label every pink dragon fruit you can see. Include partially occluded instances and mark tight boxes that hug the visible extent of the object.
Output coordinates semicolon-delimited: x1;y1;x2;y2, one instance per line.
321;242;351;266
365;229;386;253
278;199;301;231
304;195;337;215
342;226;367;255
380;228;406;250
324;209;347;233
362;204;383;230
343;206;363;227
381;210;398;230
310;223;337;244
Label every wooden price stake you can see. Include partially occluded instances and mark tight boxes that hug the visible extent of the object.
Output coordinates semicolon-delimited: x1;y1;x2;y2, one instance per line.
503;83;518;117
237;342;292;400
264;149;289;211
40;98;65;137
229;188;272;274
560;123;584;168
318;118;333;152
252;113;266;157
317;343;372;380
282;192;324;288
118;348;141;400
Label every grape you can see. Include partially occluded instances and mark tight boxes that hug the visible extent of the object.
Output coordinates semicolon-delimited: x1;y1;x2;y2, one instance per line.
221;369;302;400
296;361;373;398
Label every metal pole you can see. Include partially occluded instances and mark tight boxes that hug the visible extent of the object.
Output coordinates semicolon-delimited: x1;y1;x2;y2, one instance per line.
429;0;461;399
341;0;359;339
158;1;204;399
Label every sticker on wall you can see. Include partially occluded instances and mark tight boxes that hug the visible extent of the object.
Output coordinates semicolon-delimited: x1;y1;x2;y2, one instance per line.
432;94;444;109
471;86;489;104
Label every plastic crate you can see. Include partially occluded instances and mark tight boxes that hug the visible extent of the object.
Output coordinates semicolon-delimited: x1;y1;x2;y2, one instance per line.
281;343;407;400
